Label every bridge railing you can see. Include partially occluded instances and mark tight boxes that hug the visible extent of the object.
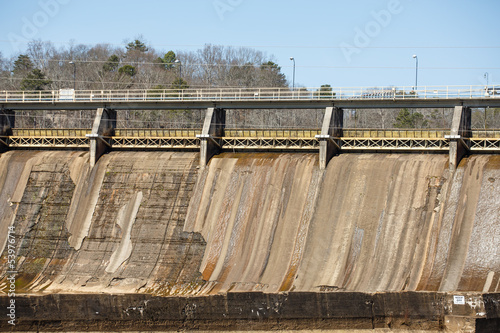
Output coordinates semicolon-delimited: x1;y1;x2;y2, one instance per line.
3;127;500;151
1;85;498;103
114;128;202;137
471;129;500;138
224;128;320;138
12;128;91;136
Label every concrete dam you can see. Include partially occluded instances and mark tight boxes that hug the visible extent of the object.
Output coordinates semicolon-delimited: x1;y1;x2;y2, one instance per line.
0;150;499;331
0;88;500;331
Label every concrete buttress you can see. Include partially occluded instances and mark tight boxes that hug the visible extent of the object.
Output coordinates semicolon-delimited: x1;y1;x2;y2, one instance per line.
198;107;225;167
448;105;471;171
316;106;343;169
88;108;116;168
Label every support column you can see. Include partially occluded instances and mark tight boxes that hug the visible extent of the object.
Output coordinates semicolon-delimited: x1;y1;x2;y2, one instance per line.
198;107;225;167
87;108;116;168
446;106;471;171
0;109;15;152
316;106;343;169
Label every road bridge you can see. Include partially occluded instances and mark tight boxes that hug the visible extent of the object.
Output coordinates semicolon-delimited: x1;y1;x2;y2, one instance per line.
1;86;499;170
1;85;500;110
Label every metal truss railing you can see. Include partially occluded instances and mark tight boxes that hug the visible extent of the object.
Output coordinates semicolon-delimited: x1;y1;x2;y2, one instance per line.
339;138;450;151
221;137;319;150
469;138;500;151
6;136;89;148
1;128;499;152
110;137;200;149
343;128;450;138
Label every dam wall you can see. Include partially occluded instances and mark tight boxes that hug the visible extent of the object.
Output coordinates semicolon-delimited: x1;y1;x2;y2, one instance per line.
0;150;499;330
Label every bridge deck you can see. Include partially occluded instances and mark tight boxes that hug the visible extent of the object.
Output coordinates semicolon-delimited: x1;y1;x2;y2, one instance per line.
2;85;500;109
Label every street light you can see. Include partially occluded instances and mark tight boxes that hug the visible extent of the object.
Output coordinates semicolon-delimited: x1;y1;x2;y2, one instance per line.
290;57;295;90
484;72;490;97
69;61;76;90
174;59;182;80
412;55;418;90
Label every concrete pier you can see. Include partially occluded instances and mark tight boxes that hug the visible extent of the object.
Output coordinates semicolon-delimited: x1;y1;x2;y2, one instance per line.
316;106;343;169
88;108;116;168
447;106;471;171
198;107;226;167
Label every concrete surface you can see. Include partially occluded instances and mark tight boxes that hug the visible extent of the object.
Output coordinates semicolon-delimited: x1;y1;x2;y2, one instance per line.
0;150;499;331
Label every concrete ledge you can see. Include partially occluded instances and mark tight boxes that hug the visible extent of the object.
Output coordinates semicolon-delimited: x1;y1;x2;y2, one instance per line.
1;292;497;331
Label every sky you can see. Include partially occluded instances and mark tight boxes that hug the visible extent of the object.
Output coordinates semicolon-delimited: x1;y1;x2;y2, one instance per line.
0;0;499;89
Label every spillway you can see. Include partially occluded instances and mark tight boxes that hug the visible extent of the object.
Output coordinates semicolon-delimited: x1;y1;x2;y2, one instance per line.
0;150;498;331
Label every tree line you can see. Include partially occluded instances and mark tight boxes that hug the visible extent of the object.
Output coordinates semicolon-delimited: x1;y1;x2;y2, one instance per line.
0;39;288;91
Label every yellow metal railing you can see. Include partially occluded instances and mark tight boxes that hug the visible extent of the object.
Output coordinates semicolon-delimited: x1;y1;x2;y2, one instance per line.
224;128;320;138
471;129;500;138
12;128;91;137
114;128;202;138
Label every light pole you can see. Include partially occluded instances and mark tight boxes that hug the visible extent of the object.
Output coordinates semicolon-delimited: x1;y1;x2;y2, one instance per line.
69;61;78;125
484;72;490;97
412;55;418;90
175;59;182;80
290;57;295;90
69;61;76;90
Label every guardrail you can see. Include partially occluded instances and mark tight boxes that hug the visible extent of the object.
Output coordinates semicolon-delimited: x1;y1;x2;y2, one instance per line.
1;85;498;103
114;128;202;137
224;128;320;138
7;128;500;139
12;128;91;136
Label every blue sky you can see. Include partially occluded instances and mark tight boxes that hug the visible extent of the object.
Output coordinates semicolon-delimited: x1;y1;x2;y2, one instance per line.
0;0;499;88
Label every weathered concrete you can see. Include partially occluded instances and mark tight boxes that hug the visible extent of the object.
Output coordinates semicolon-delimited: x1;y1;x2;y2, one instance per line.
1;292;498;331
0;150;499;331
317;106;343;169
448;106;471;171
88;107;116;168
199;107;225;167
